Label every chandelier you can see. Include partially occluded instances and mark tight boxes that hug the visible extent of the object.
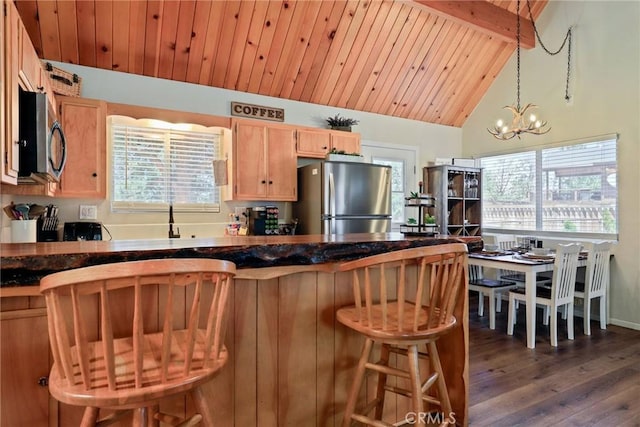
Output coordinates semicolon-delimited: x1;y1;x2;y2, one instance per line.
488;0;572;140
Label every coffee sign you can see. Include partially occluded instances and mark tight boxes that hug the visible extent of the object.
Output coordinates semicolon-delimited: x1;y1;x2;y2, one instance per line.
231;102;284;122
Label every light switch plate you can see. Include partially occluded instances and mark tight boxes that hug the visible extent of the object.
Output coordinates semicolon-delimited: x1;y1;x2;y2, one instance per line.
79;205;98;220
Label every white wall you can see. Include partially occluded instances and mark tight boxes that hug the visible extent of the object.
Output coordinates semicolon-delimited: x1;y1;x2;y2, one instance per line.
1;62;462;240
462;1;640;329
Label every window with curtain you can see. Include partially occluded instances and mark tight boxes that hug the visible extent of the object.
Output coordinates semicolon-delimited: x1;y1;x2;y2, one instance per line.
479;135;618;237
109;116;225;212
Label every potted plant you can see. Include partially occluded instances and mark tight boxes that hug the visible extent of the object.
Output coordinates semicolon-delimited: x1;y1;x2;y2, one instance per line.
326;114;359;132
407;191;421;205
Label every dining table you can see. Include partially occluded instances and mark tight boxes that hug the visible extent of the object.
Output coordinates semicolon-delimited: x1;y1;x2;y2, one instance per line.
468;250;588;349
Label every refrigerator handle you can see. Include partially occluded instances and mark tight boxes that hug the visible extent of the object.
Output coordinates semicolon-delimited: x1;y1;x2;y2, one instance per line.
329;172;336;218
328;172;336;234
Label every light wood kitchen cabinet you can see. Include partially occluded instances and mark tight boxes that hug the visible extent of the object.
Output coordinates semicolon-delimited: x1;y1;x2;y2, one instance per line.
295;127;361;158
18;25;41;92
330;129;360;154
2;0;20;184
0;297;51;427
296;128;331;158
56;96;107;198
2;0;56;190
226;119;297;201
19;27;56;114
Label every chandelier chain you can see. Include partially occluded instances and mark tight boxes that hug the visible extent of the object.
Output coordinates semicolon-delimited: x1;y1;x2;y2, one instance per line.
525;0;573;101
516;0;521;110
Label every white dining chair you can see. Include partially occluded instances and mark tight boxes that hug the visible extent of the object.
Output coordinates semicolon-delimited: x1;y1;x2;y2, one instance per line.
493;234;525;282
574;241;611;335
507;243;582;347
499;235;552;286
468;265;519;330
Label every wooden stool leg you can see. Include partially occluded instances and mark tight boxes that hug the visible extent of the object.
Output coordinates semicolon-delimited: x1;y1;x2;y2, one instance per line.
342;338;374;427
192;386;215;427
80;407;99;427
407;345;425;425
428;341;452;417
148;405;160;427
374;343;391;419
133;407;148;427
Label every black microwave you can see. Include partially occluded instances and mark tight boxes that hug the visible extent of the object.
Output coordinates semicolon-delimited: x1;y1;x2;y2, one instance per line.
18;89;67;183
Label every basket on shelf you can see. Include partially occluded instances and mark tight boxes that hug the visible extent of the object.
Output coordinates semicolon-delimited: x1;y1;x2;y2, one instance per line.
43;62;82;97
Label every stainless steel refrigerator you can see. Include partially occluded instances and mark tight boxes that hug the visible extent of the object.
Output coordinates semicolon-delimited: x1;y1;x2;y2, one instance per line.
293;161;392;234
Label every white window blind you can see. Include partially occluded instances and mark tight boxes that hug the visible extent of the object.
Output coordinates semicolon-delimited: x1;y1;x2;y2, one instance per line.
109;116;224;212
479;136;618;237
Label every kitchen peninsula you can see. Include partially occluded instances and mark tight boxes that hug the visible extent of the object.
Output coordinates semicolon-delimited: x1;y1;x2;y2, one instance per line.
1;234;480;426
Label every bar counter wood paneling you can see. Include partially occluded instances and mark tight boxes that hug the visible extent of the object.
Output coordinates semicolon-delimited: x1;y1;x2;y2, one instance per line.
0;233;479;426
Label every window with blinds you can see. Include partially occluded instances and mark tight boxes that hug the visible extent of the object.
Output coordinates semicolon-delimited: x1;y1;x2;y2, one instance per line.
479;135;618;237
109;116;224;212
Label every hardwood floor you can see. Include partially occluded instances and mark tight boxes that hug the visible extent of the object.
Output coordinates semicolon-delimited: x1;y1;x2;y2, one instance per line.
468;293;640;426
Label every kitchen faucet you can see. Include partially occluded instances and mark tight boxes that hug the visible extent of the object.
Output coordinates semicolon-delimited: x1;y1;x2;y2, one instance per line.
168;205;180;238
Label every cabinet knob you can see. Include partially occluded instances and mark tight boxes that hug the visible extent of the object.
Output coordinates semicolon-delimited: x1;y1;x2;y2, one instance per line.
269;180;273;184
37;86;44;92
16;140;27;148
322;146;328;150
92;173;97;177
261;180;266;184
37;376;49;387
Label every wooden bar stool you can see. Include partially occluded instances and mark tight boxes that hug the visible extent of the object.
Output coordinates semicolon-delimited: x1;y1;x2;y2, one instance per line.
39;258;235;426
337;244;468;427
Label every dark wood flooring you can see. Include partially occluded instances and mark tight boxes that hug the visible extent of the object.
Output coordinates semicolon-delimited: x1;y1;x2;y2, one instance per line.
468;293;640;426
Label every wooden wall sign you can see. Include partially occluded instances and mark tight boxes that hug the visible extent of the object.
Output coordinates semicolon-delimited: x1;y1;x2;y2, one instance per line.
231;102;284;122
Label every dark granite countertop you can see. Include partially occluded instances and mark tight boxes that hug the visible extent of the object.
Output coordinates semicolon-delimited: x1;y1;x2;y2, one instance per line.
1;233;482;287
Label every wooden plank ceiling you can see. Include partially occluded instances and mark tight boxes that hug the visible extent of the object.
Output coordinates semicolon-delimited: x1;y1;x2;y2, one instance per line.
15;0;548;127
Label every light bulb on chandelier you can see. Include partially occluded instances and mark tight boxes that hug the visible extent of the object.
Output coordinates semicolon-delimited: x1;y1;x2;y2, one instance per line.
488;0;572;141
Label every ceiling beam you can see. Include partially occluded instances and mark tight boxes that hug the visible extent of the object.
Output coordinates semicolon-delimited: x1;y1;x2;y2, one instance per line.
409;0;536;49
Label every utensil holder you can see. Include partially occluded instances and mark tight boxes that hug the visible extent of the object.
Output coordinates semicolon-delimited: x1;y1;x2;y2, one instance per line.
11;220;37;243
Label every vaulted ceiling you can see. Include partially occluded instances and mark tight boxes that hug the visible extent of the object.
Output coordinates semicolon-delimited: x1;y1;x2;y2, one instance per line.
15;0;548;127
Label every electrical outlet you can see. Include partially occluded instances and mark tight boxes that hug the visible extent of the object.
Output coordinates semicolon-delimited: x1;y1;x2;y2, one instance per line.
79;205;98;220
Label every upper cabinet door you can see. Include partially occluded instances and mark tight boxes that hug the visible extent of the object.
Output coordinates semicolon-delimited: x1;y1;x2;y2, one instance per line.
330;131;361;154
18;25;41;92
2;0;20;184
233;121;268;200
56;97;107;198
266;126;297;201
296;128;330;158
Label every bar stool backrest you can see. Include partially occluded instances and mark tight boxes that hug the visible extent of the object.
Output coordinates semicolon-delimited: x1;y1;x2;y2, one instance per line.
40;258;235;394
338;244;468;334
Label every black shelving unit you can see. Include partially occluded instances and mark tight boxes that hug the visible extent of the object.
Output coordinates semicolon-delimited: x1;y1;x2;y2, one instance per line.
400;197;438;236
